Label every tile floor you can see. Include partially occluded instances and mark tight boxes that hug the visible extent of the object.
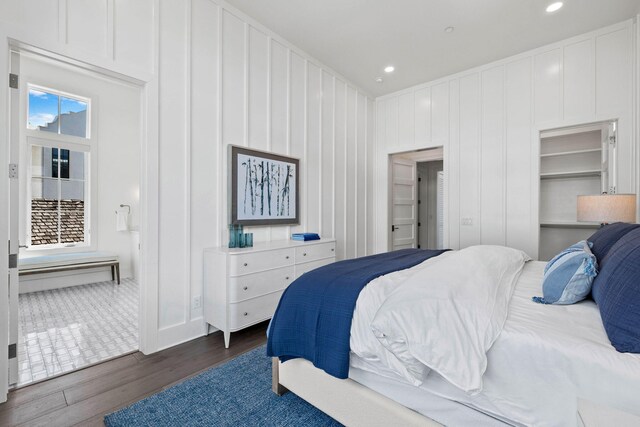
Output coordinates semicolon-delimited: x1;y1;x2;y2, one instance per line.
17;278;138;386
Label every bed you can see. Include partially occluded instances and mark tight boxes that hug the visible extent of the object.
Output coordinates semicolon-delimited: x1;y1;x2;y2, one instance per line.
268;236;640;426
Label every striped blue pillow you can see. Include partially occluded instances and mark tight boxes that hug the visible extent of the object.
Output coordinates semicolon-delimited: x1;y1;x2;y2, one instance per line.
533;240;598;305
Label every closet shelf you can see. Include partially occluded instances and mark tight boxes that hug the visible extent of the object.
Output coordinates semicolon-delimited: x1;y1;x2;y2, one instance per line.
540;170;602;179
540;148;601;158
540;222;601;229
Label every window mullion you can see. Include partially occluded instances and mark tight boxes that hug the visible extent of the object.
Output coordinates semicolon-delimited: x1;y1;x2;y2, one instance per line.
57;95;61;135
57;150;62;245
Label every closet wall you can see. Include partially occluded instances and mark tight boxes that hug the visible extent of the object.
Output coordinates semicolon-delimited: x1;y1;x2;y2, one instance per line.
375;20;637;259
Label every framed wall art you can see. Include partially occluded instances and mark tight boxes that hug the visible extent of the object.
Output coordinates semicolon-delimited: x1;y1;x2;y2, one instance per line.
229;146;299;226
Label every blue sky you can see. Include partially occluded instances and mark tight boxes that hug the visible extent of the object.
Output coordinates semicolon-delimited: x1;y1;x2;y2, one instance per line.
28;88;86;129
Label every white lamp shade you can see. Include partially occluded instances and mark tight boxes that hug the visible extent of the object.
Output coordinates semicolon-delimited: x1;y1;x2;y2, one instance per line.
577;194;637;223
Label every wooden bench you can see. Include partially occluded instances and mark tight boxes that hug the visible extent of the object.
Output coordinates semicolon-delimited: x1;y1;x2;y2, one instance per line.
19;252;120;284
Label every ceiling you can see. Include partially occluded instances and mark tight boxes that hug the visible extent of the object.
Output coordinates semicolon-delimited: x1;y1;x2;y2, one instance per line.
225;0;640;97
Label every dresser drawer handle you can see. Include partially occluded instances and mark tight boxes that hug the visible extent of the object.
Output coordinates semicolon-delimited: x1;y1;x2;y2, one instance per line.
243;286;248;291
285;276;290;280
243;263;248;267
303;253;307;256
244;312;248;316
331;248;335;252
286;255;290;259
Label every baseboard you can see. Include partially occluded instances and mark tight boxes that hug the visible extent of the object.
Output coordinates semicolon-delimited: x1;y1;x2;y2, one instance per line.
157;318;208;352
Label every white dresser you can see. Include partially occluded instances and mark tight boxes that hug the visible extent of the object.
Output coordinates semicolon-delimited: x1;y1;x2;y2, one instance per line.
204;238;336;347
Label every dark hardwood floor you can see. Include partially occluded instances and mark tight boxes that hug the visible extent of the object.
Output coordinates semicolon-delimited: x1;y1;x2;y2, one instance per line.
0;322;269;427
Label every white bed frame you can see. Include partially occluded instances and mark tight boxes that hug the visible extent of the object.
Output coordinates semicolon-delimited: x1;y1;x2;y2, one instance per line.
272;357;439;427
272;358;640;427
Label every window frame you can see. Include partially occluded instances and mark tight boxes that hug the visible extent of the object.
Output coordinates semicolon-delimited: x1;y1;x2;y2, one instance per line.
23;83;97;253
26;136;93;250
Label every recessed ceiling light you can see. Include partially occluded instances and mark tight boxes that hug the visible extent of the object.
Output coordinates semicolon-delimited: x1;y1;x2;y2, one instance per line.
444;26;455;33
546;2;563;13
384;66;395;73
375;77;383;83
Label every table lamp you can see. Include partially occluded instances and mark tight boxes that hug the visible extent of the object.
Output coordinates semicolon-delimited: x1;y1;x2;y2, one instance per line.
577;194;637;225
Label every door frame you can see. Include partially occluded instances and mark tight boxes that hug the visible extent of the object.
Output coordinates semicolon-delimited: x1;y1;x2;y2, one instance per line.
1;38;160;401
1;29;11;403
387;147;447;252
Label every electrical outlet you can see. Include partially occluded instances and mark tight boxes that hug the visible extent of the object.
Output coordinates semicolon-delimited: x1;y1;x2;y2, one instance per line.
192;296;202;309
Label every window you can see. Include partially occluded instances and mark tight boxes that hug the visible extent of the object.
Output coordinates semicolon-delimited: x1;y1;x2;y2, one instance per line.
30;145;88;247
26;85;92;249
28;87;89;138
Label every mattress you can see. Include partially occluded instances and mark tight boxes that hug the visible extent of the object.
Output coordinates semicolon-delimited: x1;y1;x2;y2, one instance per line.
350;260;640;426
348;364;512;426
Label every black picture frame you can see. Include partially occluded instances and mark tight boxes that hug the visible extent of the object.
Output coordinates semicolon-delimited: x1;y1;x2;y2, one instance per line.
230;145;300;226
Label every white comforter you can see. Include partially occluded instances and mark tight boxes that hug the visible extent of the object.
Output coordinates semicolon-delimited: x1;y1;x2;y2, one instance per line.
349;247;640;426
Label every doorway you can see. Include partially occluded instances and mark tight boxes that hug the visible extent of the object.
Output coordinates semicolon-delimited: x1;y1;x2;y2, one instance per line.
389;147;445;251
8;50;143;387
417;161;444;249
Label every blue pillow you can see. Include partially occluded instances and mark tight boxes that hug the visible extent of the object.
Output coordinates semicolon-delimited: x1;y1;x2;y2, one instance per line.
591;227;640;353
587;222;640;263
533;240;598;305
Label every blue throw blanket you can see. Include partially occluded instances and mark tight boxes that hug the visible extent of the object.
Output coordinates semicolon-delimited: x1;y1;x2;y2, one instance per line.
266;248;447;379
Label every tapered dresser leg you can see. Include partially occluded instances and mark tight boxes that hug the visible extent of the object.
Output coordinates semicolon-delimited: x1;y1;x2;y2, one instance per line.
224;331;230;348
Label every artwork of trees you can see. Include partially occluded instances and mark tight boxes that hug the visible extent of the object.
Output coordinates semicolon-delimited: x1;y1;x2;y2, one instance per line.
238;154;296;220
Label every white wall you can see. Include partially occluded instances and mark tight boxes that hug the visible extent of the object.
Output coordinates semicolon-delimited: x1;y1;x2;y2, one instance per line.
0;0;156;81
1;0;375;353
375;19;638;259
0;0;374;353
17;54;141;291
156;0;375;348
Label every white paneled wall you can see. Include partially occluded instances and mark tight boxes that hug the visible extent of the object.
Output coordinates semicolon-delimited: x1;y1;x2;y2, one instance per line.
157;0;374;347
375;20;637;259
0;0;373;352
0;0;156;79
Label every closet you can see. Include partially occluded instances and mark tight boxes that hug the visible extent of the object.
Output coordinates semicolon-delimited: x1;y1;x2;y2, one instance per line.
538;121;616;261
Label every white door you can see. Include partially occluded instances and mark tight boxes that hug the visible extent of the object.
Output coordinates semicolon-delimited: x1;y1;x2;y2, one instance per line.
390;157;417;250
7;51;20;387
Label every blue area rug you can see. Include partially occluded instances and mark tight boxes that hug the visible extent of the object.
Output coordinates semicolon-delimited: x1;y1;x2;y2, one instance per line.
104;345;342;426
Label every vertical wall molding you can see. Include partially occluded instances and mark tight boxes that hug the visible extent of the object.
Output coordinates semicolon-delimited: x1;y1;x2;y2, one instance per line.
243;21;249;148
215;3;223;247
354;91;359;257
332;76;336;239
364;96;368;254
58;0;68;44
185;0;193;320
343;82;348;258
266;36;272;241
285;47;292;238
302;59;308;231
106;0;115;60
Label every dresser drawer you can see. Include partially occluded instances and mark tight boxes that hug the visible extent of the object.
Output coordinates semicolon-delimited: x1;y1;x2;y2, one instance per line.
295;242;336;263
229;248;295;276
295;257;336;279
229;291;283;331
228;266;294;303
